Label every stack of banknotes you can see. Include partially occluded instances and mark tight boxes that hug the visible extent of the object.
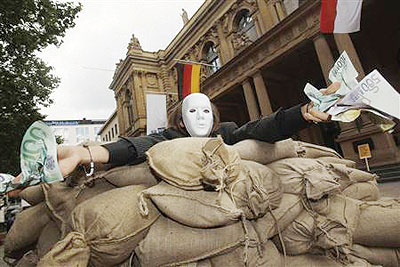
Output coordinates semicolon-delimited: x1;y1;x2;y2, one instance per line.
304;51;399;131
0;121;63;194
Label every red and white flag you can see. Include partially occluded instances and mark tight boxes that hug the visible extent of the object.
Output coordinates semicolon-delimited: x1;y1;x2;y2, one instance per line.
320;0;363;33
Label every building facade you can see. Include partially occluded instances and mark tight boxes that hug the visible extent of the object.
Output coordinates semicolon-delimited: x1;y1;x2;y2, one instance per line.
109;0;400;168
45;119;105;145
99;110;119;143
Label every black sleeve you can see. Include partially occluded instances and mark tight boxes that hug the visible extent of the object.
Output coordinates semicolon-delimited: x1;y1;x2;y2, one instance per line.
229;104;310;144
102;132;171;167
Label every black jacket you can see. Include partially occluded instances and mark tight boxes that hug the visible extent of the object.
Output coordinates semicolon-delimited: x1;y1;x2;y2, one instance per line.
103;104;309;167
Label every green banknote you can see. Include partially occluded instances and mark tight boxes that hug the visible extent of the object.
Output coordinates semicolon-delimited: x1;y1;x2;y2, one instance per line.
0;173;18;193
0;121;63;194
20;121;63;185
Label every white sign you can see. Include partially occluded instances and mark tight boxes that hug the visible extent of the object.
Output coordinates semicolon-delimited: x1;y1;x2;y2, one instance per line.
146;94;168;135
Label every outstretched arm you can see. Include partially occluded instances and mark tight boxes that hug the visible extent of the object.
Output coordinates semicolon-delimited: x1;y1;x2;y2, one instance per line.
56;145;110;177
229;82;340;144
8;145;109;197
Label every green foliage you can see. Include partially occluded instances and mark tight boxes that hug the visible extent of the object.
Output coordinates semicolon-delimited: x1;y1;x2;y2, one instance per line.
55;135;64;145
0;0;81;175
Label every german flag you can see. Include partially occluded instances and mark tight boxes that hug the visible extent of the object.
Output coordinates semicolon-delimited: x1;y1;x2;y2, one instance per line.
176;63;201;100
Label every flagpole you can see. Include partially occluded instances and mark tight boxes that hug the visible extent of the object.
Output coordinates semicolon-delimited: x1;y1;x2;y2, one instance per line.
173;59;215;67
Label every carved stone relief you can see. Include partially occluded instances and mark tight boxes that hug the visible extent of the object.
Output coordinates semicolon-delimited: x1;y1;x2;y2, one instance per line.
298;19;308;32
231;32;252;53
146;73;158;87
127;34;142;54
283;29;294;44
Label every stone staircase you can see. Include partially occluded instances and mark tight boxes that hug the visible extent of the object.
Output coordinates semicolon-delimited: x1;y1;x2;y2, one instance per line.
369;163;400;182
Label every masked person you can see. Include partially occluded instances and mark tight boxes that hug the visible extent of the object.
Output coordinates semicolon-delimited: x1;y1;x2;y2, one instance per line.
52;82;339;179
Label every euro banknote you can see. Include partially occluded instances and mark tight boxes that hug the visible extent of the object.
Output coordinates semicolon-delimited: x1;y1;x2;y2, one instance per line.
20;121;63;185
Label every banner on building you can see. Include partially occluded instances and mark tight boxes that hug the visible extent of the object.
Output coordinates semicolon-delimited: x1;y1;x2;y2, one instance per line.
320;0;363;33
146;93;167;135
176;63;201;100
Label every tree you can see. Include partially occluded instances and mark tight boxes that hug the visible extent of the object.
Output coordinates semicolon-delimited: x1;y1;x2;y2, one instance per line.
0;0;81;175
55;135;64;145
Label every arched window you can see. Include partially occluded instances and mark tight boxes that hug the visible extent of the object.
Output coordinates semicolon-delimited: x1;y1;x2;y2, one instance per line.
235;9;257;42
203;42;221;74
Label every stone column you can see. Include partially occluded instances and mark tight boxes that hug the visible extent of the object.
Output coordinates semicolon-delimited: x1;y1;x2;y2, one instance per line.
115;94;126;136
334;33;365;79
242;79;260;120
274;0;286;21
252;71;273;115
256;0;278;32
136;72;147;135
313;34;334;84
216;22;232;64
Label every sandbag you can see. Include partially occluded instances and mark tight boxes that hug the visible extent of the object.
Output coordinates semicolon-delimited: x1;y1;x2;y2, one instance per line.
42;179;116;236
19;184;45;205
252;193;303;243
176;259;212;267
317;156;356;168
353;200;400;247
342;181;380;201
37;219;61;258
273;210;314;255
139;181;242;228
96;162;159;187
232;138;297;165
114;253;136;267
39;185;160;267
267;158;341;200
283;254;342;267
296;141;342;158
274;195;361;255
350;244;400;267
146;137;241;190
229;160;282;219
4;202;50;258
135;215;259;267
316;194;361;234
329;164;377;184
210;240;282;267
37;232;89;267
15;250;39;267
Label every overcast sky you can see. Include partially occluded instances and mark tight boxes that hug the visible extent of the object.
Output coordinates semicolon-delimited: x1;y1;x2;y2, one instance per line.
39;0;204;120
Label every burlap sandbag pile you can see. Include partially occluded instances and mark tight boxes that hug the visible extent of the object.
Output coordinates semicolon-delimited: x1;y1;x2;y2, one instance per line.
4;163;160;266
5;137;400;266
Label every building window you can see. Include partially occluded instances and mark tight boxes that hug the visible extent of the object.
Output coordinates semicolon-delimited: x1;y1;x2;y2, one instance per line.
94;127;102;142
76;127;89;144
112;127;115;139
203;42;220;74
115;124;118;135
53;128;69;143
94;127;101;135
235;9;257;42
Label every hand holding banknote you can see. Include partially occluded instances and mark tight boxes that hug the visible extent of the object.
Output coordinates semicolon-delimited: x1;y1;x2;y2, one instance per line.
301;82;341;123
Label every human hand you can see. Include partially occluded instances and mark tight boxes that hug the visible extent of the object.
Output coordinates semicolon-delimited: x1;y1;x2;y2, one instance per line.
57;145;86;178
320;81;341;96
302;82;341;123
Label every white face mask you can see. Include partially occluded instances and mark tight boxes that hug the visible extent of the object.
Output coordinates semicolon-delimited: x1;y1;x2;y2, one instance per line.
182;93;213;137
